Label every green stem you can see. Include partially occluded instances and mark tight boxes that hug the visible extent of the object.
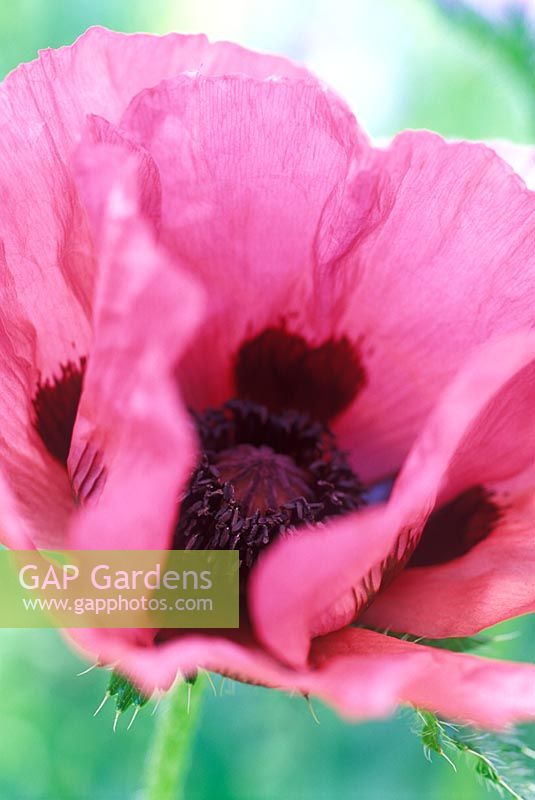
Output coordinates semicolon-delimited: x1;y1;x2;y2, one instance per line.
142;676;206;800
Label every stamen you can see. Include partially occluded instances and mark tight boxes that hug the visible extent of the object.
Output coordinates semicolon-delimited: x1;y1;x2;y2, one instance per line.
174;400;364;572
69;441;106;505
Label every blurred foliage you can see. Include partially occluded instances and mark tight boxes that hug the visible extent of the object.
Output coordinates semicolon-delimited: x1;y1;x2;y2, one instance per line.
432;0;535;137
2;618;534;799
391;0;535;140
0;0;534;798
0;0;168;77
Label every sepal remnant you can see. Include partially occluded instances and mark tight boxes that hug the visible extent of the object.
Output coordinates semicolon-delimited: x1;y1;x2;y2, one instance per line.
93;669;151;731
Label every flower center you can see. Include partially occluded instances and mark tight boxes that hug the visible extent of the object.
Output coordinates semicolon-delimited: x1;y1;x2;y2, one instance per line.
173;400;364;572
214;444;312;516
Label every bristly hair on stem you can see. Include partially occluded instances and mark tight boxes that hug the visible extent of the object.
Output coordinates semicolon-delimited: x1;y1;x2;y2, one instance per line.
410;708;535;800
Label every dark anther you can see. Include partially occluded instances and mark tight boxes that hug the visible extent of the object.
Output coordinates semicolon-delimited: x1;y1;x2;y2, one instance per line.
173;400;364;575
408;486;501;568
234;326;365;423
32;357;87;467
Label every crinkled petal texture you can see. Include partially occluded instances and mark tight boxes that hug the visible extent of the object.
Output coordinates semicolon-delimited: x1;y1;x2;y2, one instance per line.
487;139;535;190
117;79;535;488
332;134;535;482
2;29;535;727
117;71;370;409
1;25;308;371
0;27;315;547
116;74;535;483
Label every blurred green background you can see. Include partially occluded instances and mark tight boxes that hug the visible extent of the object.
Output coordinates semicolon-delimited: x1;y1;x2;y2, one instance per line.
1;0;535;798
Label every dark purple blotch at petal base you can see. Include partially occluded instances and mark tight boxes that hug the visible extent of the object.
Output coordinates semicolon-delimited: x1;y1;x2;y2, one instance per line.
32;357;86;466
408;486;501;567
234;327;365;423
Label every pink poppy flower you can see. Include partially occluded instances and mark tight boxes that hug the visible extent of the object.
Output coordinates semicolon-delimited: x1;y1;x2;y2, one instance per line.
2;27;535;728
